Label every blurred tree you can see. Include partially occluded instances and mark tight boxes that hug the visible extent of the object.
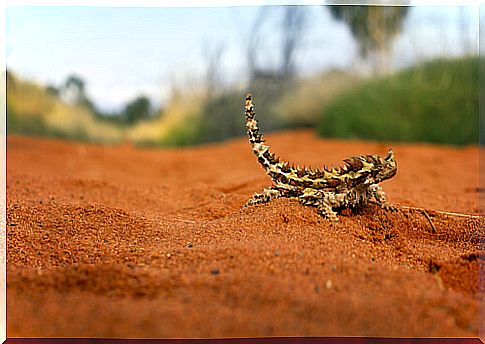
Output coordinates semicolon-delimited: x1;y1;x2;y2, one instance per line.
121;95;152;124
202;40;225;99
281;6;305;78
244;6;306;132
61;75;87;104
59;75;97;112
200;91;244;143
246;7;268;79
328;5;409;74
247;6;306;82
59;74;101;115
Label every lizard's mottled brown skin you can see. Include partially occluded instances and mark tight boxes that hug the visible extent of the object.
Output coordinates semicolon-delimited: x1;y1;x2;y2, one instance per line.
244;93;397;222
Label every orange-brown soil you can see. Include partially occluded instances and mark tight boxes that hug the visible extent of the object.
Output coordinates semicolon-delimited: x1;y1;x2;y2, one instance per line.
6;131;482;338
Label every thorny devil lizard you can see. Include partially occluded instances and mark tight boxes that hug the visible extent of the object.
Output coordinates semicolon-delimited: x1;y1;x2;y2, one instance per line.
244;93;398;222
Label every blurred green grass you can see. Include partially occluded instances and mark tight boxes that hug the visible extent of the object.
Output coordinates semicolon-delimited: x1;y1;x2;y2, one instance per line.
6;56;479;147
317;57;479;145
7;74;124;143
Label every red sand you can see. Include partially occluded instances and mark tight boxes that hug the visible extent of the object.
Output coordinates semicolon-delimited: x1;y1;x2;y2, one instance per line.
6;131;482;338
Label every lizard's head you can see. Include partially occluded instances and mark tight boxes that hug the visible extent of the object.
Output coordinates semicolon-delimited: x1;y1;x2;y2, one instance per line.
373;148;397;182
343;148;397;185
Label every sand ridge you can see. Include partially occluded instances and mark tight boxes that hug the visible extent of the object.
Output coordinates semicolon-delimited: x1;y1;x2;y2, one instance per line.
6;131;481;338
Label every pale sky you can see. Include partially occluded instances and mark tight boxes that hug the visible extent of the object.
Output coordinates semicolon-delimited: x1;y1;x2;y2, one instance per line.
6;5;478;112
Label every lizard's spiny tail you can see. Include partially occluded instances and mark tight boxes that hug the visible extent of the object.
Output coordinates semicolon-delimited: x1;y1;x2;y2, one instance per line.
245;93;281;172
245;94;266;147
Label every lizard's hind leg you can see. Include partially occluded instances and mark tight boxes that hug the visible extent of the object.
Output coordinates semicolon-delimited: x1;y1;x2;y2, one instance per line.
299;191;340;222
316;202;339;222
246;186;284;207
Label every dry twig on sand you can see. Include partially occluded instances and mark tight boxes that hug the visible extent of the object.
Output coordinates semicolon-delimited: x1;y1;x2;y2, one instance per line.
399;205;482;219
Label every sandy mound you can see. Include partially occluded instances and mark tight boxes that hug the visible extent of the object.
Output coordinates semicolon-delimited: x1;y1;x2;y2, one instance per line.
6;131;481;338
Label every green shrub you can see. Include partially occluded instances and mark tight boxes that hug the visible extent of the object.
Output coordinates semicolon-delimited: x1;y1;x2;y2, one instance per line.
317;57;479;145
157;115;204;147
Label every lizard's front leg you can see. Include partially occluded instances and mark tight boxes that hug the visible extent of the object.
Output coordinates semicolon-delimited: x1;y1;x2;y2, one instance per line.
368;184;396;211
245;186;284;206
